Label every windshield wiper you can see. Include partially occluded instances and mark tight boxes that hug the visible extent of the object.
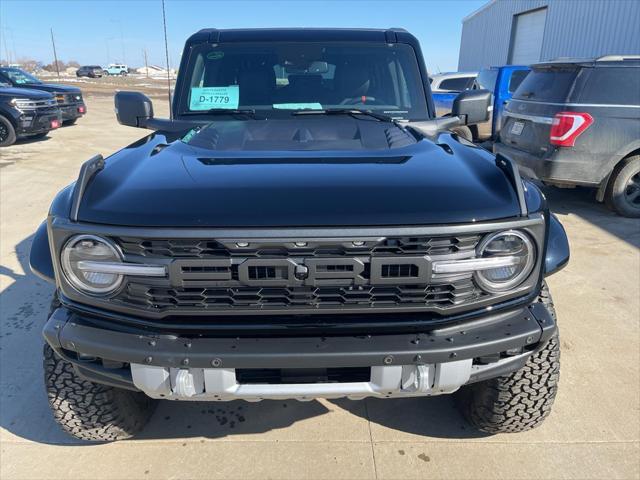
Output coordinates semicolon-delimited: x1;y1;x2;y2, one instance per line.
182;108;258;118
292;108;400;124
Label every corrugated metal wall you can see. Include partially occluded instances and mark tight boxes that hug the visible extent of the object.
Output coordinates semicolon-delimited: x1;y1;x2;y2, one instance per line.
458;0;640;71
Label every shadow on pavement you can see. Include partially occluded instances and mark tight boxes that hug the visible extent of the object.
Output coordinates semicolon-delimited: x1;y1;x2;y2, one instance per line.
543;185;640;249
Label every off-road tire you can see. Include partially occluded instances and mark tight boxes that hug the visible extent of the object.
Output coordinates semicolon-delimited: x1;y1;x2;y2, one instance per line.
605;155;640;218
451;125;473;142
455;282;560;433
0;115;17;147
44;295;156;441
44;344;156;441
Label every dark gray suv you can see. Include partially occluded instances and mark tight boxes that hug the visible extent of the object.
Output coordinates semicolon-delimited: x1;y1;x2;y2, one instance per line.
496;56;640;217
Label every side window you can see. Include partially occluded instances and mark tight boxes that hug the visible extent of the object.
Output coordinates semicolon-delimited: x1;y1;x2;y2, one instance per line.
439;77;472;91
508;70;530;93
579;67;640;105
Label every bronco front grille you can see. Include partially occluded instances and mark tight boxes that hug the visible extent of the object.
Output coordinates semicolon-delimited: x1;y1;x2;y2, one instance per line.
117;235;480;258
107;234;492;315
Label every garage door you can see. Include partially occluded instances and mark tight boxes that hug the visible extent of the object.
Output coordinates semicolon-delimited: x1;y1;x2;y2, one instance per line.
509;8;547;65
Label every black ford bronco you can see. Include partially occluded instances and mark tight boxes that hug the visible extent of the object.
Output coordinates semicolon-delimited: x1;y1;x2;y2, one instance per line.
30;28;569;442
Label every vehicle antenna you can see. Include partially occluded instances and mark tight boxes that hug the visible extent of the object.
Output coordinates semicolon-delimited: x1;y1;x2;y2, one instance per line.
50;28;60;80
161;0;172;118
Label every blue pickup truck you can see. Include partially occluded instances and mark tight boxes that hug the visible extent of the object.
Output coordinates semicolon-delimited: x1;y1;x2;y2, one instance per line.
434;65;530;142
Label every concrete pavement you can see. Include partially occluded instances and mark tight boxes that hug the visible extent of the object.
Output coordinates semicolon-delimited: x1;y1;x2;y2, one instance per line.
1;96;638;480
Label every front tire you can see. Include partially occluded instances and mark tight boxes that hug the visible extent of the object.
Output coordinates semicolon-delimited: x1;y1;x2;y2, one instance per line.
456;283;560;433
44;344;156;441
0;115;17;147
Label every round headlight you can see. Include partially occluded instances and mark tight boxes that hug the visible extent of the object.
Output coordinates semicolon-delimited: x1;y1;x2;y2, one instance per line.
61;235;123;295
474;230;535;293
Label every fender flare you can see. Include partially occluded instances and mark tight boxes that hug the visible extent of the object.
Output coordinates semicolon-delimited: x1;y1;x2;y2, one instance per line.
544;213;570;276
29;220;55;283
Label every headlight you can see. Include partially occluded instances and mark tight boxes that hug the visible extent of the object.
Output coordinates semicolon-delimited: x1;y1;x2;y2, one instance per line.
61;235;124;295
474;230;535;292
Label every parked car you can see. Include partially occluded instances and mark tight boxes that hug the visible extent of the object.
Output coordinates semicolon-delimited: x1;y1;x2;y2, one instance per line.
103;64;129;76
0;67;86;125
430;71;477;92
435;65;530;143
430;71;477;115
31;27;569;442
496;55;640;217
76;65;104;78
0;82;61;146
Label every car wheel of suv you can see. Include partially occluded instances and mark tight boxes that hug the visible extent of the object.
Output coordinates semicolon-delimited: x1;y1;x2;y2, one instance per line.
455;282;560;433
44;298;156;442
605;155;640;218
451;126;473;142
44;343;157;441
0;115;17;147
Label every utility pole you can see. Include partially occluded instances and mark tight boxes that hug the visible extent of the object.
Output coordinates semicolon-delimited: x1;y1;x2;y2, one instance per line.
50;28;60;79
161;0;172;118
143;48;149;78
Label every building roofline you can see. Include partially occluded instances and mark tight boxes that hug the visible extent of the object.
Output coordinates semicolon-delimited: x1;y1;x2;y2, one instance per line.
462;0;497;23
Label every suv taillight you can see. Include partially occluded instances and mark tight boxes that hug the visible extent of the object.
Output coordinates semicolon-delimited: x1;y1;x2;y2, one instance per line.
550;112;593;147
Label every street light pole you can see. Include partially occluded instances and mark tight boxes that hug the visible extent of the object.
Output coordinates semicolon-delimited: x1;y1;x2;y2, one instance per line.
50;28;60;79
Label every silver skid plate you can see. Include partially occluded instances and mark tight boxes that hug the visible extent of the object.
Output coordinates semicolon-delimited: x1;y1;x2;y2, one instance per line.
130;361;473;401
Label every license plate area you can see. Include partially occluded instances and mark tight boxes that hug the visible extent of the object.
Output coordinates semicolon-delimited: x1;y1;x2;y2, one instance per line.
510;121;525;136
236;367;371;384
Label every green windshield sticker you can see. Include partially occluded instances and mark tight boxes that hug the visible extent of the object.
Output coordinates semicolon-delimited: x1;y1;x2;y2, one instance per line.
189;86;239;110
181;127;199;143
206;51;224;60
273;102;323;110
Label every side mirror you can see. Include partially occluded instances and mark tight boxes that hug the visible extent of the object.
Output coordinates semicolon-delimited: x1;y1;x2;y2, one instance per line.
115;91;153;128
452;89;492;125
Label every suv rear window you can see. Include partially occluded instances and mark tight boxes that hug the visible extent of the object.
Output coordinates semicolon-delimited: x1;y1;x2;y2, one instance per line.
513;67;579;102
579;67;640;105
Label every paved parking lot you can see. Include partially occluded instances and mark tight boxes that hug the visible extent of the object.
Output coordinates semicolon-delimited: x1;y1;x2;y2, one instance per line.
1;96;638;480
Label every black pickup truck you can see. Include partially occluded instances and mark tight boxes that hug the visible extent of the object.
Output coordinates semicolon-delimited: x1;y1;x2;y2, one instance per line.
0;83;61;146
0;67;86;125
30;28;569;442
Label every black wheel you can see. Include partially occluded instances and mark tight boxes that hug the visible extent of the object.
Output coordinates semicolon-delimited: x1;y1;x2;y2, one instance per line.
455;282;560;433
44;295;156;442
0;115;17;147
605;155;640;218
451;125;473;142
63;118;78;126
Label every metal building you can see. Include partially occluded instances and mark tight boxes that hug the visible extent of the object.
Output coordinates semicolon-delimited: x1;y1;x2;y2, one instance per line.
458;0;640;70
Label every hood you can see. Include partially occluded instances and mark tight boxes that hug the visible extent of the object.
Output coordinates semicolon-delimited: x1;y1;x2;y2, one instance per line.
77;120;521;227
18;83;81;94
0;86;53;100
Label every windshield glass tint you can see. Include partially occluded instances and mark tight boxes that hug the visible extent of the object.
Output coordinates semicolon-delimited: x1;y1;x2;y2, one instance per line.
513;68;578;102
181;42;428;120
0;68;42;84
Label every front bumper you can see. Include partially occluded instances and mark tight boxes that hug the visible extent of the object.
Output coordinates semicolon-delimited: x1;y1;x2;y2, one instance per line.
44;302;556;401
59;103;86;121
16;109;62;137
495;142;602;186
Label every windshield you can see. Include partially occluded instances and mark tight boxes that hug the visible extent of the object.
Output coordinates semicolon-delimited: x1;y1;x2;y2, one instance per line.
179;42;428;120
0;67;42;84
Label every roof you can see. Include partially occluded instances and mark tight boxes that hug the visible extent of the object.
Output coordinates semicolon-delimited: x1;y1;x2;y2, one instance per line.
186;28;413;45
462;0;498;23
533;55;640;68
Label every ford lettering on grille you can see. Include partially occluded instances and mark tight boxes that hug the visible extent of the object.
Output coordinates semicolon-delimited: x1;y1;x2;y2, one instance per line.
169;256;431;288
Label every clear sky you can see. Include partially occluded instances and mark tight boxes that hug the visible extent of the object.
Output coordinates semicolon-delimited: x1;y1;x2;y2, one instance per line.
0;0;486;72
